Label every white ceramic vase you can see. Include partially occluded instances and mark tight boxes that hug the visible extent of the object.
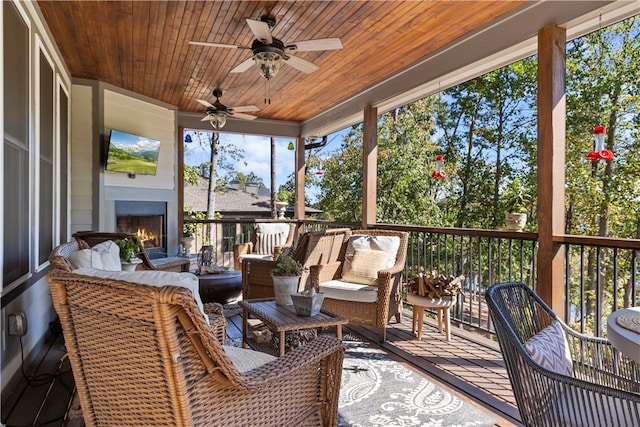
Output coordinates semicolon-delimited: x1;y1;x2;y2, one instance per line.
505;213;527;231
272;275;300;305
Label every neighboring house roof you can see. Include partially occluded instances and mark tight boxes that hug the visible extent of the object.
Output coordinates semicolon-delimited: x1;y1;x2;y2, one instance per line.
184;177;322;217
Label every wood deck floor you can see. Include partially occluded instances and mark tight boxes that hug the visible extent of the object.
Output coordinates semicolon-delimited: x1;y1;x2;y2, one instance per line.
2;308;521;426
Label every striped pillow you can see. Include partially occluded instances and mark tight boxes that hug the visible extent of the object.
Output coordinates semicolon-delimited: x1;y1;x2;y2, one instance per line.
524;321;573;377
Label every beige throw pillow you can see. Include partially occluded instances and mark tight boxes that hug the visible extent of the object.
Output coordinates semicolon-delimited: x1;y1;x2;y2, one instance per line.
340;249;389;285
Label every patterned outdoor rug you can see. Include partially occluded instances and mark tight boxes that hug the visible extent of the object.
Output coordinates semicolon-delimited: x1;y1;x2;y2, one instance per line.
337;338;498;427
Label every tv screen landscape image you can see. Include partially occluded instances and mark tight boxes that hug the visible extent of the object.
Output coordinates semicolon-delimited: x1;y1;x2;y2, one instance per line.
106;130;160;175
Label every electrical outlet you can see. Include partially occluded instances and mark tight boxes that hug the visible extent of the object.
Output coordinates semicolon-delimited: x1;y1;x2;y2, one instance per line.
8;311;28;336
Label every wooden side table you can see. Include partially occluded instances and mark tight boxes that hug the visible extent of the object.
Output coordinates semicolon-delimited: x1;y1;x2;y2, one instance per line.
407;293;457;341
239;298;348;356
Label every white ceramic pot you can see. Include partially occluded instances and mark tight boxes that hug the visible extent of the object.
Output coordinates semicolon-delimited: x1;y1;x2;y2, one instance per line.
272;275;300;305
121;258;142;271
505;212;527;231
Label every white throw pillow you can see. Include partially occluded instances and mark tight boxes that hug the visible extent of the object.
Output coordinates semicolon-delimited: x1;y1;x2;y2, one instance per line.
68;240;121;271
346;235;400;269
72;268;209;324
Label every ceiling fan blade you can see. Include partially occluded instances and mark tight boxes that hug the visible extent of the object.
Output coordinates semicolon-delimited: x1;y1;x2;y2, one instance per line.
287;38;343;52
196;99;214;108
189;41;249;50
230;105;260;113
246;18;272;44
200;114;214;122
283;55;319;74
230;57;255;73
231;112;257;121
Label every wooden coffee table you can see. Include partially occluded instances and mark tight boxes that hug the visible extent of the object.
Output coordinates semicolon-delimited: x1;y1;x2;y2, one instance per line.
239;298;348;356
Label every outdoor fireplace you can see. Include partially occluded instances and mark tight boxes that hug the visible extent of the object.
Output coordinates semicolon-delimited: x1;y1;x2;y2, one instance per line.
115;201;167;259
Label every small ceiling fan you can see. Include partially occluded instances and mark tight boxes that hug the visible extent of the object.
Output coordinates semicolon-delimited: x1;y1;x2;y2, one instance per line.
196;88;259;129
190;14;343;80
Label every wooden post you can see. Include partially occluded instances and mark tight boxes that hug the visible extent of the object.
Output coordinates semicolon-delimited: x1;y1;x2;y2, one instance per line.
294;136;306;221
270;137;277;219
537;24;566;318
362;104;378;228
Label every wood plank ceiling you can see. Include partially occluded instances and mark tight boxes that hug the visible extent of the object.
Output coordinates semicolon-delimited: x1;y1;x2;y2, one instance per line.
38;1;524;124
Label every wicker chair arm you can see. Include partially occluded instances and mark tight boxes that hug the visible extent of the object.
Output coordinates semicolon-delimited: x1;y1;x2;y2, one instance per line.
562;326;640;392
309;262;342;289
238;335;344;389
232;242;254;270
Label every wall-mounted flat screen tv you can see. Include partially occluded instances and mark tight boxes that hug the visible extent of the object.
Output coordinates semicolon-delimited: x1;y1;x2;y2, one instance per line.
106;129;160;176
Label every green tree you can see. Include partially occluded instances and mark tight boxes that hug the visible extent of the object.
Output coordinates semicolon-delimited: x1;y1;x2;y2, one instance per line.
565;16;640;321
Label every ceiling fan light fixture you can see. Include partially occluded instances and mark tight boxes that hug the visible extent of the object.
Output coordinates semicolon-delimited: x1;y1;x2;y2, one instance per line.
254;50;282;80
209;111;227;129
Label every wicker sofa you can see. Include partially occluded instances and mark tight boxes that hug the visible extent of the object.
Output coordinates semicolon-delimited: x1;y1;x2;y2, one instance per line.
47;241;345;426
73;231;190;272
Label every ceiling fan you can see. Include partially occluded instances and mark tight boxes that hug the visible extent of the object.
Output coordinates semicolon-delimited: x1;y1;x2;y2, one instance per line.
189;14;343;80
196;88;259;129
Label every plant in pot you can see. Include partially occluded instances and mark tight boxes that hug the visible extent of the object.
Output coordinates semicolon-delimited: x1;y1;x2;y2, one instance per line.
271;252;307;306
114;237;143;271
504;178;532;231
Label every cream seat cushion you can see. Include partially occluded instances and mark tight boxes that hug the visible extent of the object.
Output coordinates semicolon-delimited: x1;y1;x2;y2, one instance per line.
72;268;209;324
238;253;274;264
319;280;378;303
68;240;122;271
222;345;277;373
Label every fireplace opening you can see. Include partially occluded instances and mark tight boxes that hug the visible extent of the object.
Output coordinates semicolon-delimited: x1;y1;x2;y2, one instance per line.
116;215;163;250
115;201;167;259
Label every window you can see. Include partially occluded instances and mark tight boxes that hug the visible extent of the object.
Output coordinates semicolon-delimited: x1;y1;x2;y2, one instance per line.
39;51;55;265
3;1;30;285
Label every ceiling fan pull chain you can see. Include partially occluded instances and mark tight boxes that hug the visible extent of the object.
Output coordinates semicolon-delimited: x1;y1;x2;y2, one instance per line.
265;80;271;105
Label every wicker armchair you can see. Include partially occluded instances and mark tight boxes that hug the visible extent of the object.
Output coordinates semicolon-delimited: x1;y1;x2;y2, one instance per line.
233;223;295;270
49;240;227;343
486;282;640;427
73;231;190;272
242;228;351;300
310;229;409;343
47;270;344;426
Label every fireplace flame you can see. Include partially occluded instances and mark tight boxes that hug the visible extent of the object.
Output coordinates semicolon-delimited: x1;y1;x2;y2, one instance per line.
137;228;159;248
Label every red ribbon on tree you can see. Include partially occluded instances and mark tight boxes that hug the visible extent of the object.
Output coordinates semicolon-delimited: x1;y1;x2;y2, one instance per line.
587;126;614;162
432;155;447;179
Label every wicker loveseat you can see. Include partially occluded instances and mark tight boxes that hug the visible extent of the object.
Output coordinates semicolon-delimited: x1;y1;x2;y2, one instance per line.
73;231;190;272
486;282;640;427
47;265;344;426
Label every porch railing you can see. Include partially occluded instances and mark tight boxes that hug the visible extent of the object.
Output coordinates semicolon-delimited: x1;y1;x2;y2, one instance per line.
183;218;638;337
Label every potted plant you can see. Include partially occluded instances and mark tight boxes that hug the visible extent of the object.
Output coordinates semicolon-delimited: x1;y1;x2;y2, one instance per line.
504;178;532;231
114;237;143;271
271;252;307;306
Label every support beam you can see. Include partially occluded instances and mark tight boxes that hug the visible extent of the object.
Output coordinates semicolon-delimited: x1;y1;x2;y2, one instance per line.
294;136;306;221
537;24;566;318
362;105;378;228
